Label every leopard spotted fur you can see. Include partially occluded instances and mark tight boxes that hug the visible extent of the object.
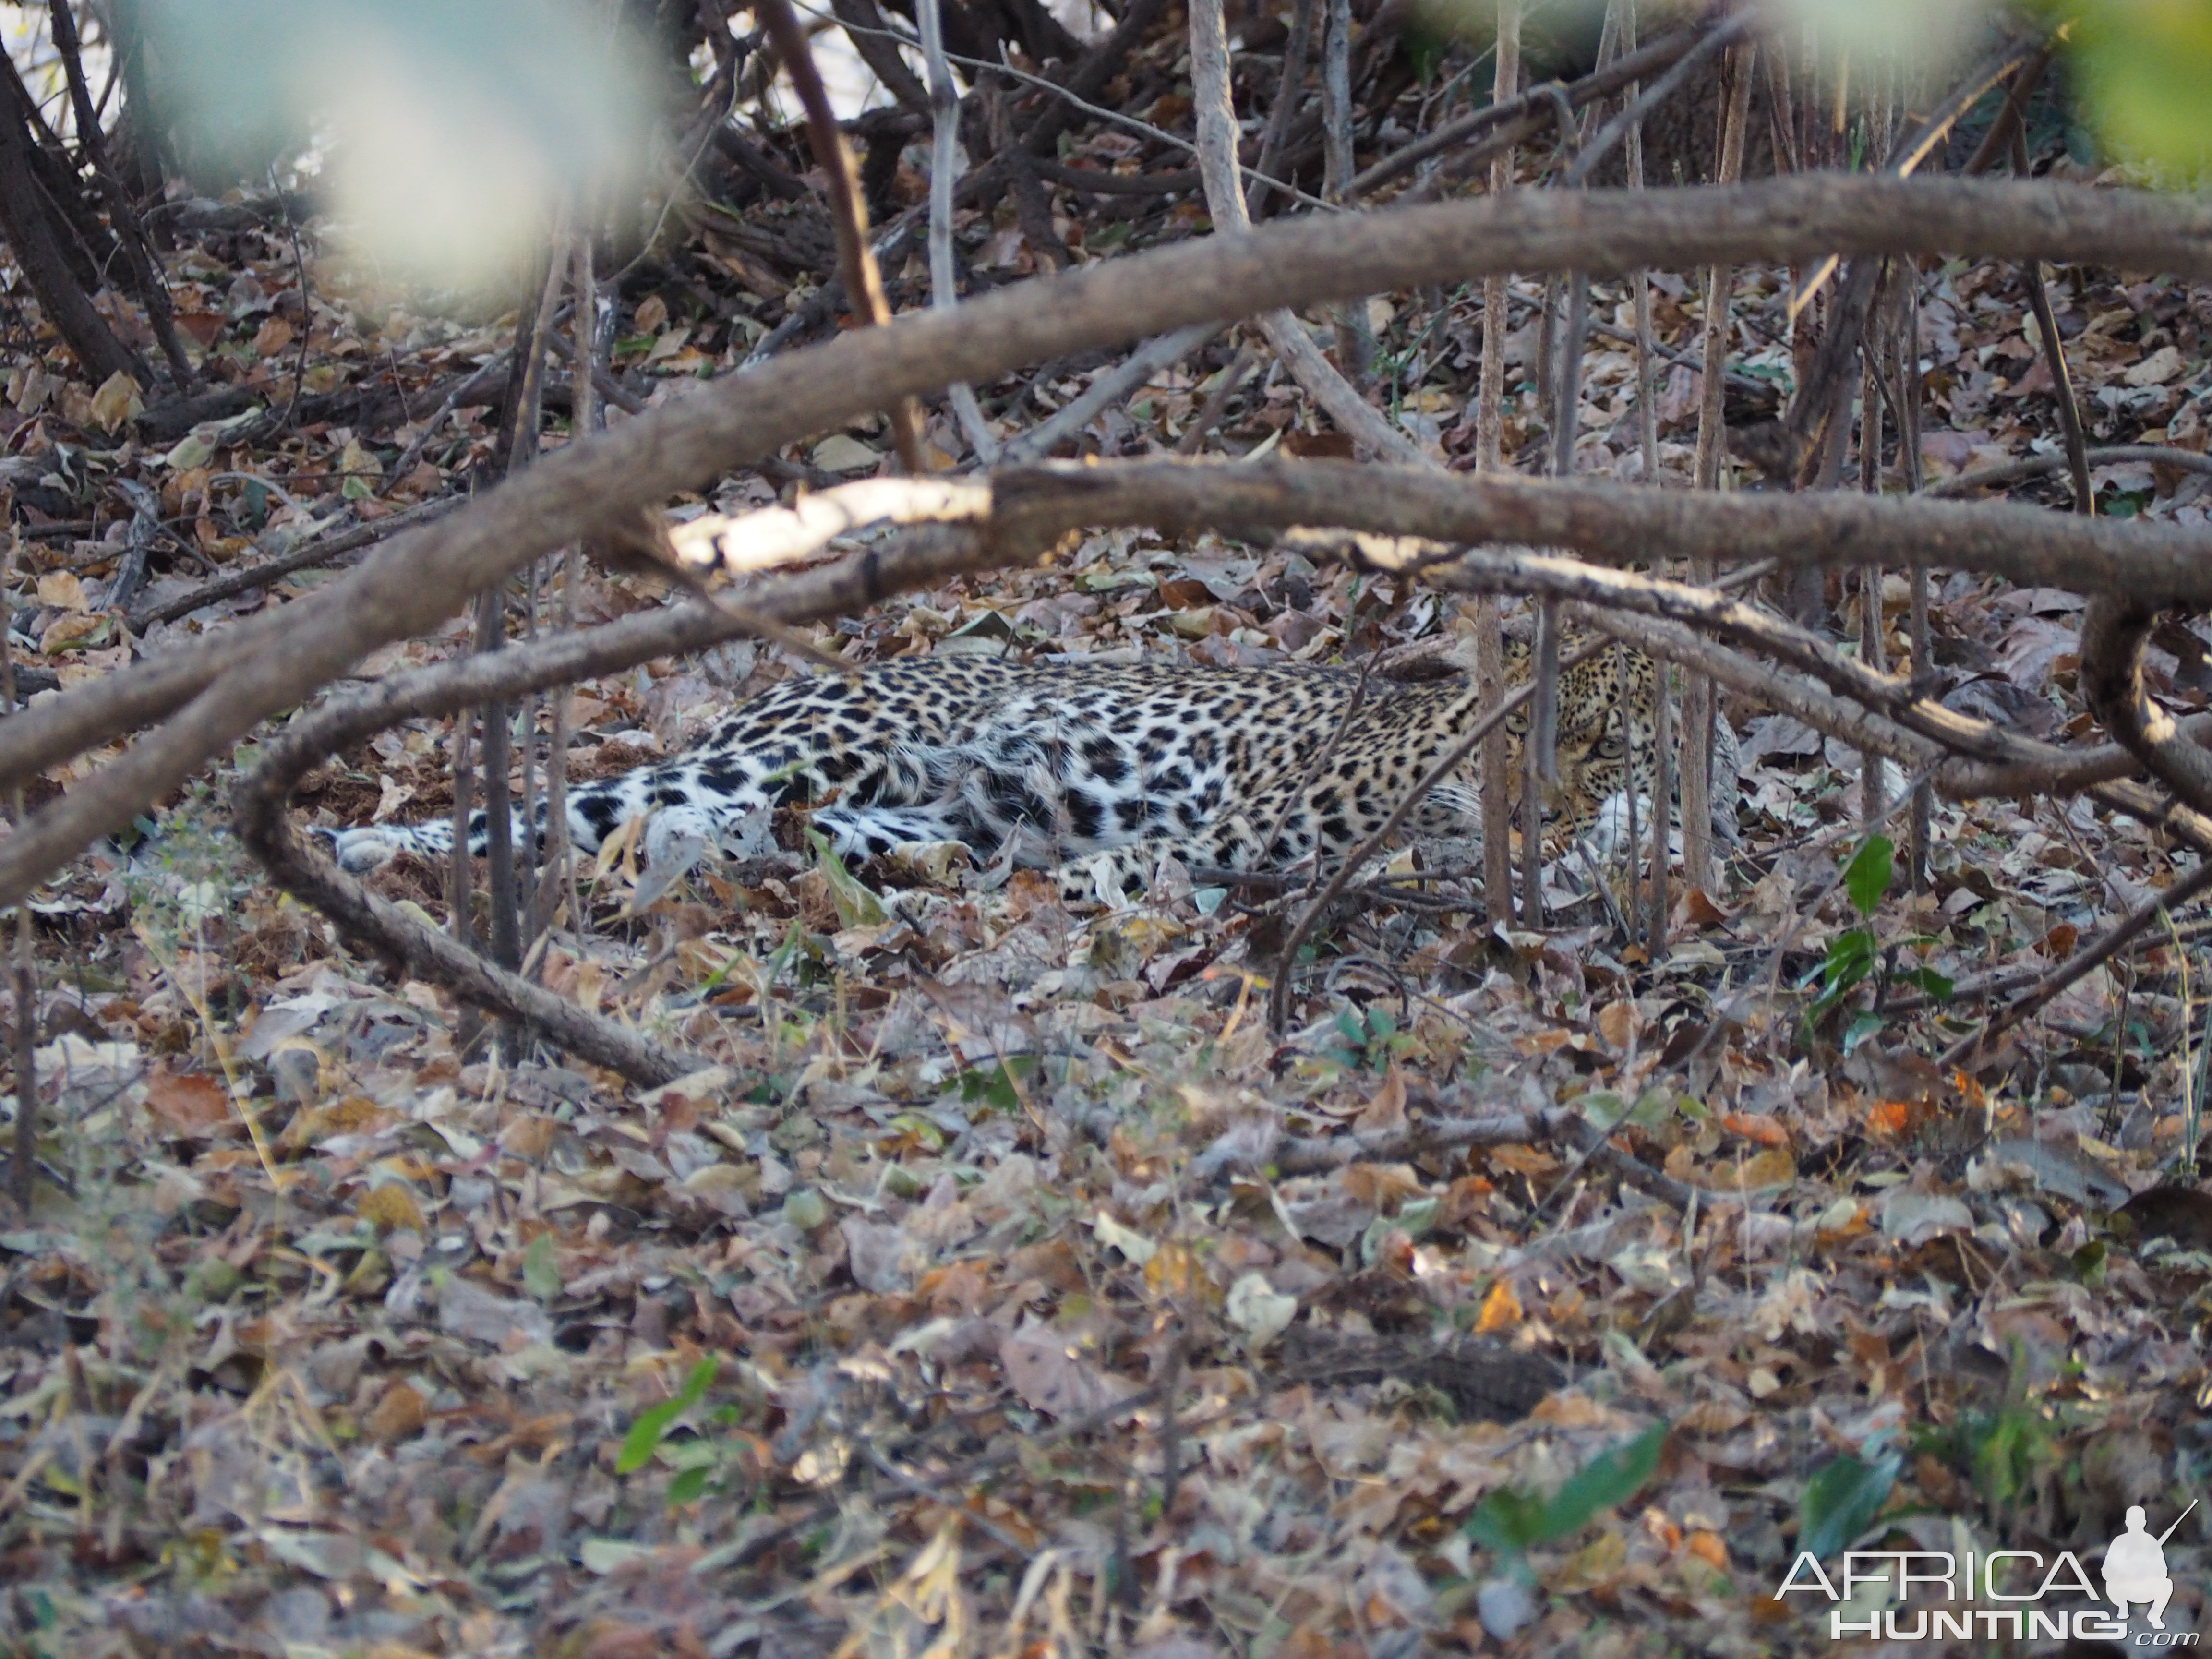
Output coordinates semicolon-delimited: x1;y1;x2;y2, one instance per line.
330;643;1713;903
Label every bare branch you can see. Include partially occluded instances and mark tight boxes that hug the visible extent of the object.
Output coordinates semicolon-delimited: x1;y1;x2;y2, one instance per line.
1187;0;1430;466
757;0;928;473
5;179;2212;903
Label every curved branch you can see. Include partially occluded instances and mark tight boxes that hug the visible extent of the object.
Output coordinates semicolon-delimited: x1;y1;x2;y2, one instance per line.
2081;591;2212;818
231;522;1023;1075
235;794;705;1087
1927;443;2212;500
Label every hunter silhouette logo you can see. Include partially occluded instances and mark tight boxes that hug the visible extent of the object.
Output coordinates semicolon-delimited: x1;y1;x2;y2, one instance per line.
2106;1503;2196;1632
1775;1499;2200;1643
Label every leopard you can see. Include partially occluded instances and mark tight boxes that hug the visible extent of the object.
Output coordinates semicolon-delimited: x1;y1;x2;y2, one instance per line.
329;640;1720;905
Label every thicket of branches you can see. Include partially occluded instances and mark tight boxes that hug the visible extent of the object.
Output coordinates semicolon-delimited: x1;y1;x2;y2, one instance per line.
0;4;2202;1095
6;1;2212;1649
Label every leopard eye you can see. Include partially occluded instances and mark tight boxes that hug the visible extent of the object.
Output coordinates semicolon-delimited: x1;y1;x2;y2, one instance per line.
1504;713;1527;735
1594;736;1626;758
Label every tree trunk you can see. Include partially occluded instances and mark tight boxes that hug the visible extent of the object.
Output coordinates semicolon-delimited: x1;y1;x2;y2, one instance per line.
0;55;144;388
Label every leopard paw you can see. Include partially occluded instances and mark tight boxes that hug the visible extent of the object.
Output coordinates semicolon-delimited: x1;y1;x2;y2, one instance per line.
328;827;399;873
327;824;443;873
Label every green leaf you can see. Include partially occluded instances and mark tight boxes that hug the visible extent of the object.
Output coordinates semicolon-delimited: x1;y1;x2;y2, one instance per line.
616;1358;718;1475
615;1399;684;1475
521;1232;561;1303
1844;836;1895;919
1535;1421;1667;1538
1799;1448;1900;1560
958;1057;1035;1115
1822;929;1879;986
1968;1406;2051;1506
1840;1010;1887;1053
668;1464;712;1504
804;830;888;927
1466;1423;1667;1555
2072;1238;2108;1286
1896;966;1954;1001
1807;928;1879;1021
660;1438;720;1471
1464;1487;1551;1555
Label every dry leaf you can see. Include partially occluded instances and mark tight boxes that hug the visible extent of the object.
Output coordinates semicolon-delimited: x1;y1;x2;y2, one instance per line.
998;1328;1136;1419
1475;1277;1523;1334
144;1066;234;1134
88;370;143;430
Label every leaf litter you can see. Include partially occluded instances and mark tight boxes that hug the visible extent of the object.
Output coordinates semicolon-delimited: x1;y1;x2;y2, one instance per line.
3;55;2212;1659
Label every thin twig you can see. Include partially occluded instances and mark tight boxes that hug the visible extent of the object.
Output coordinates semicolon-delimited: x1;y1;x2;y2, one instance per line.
270;178;316;434
1349;17;1711;200
379;354;513;494
1561;12;1751;189
477;241;570;1059
1476;0;1522;932
758;0;928;473
1613;0;1668;942
1174;341;1259;456
831;10;1337;213
1926;443;2212;500
916;0;999;462
1186;0;1429;467
1002;324;1218;462
132;496;466;628
1679;38;1755;899
1960;42;2054;176
1319;0;1373;385
1249;0;1315;216
1945;859;2212;1069
2014;122;2092;517
1;532;34;1217
533;230;597;951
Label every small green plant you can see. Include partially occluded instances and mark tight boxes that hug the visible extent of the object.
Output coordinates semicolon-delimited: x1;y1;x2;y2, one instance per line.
958;1056;1038;1114
616;1357;717;1475
1464;1422;1667;1566
1909;1373;2057;1520
1801;835;1951;1050
1322;1004;1412;1072
616;1358;772;1508
1798;1443;1903;1559
1966;1405;2053;1510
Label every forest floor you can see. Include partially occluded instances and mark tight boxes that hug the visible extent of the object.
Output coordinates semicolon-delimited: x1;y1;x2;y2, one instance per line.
4;30;2212;1659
